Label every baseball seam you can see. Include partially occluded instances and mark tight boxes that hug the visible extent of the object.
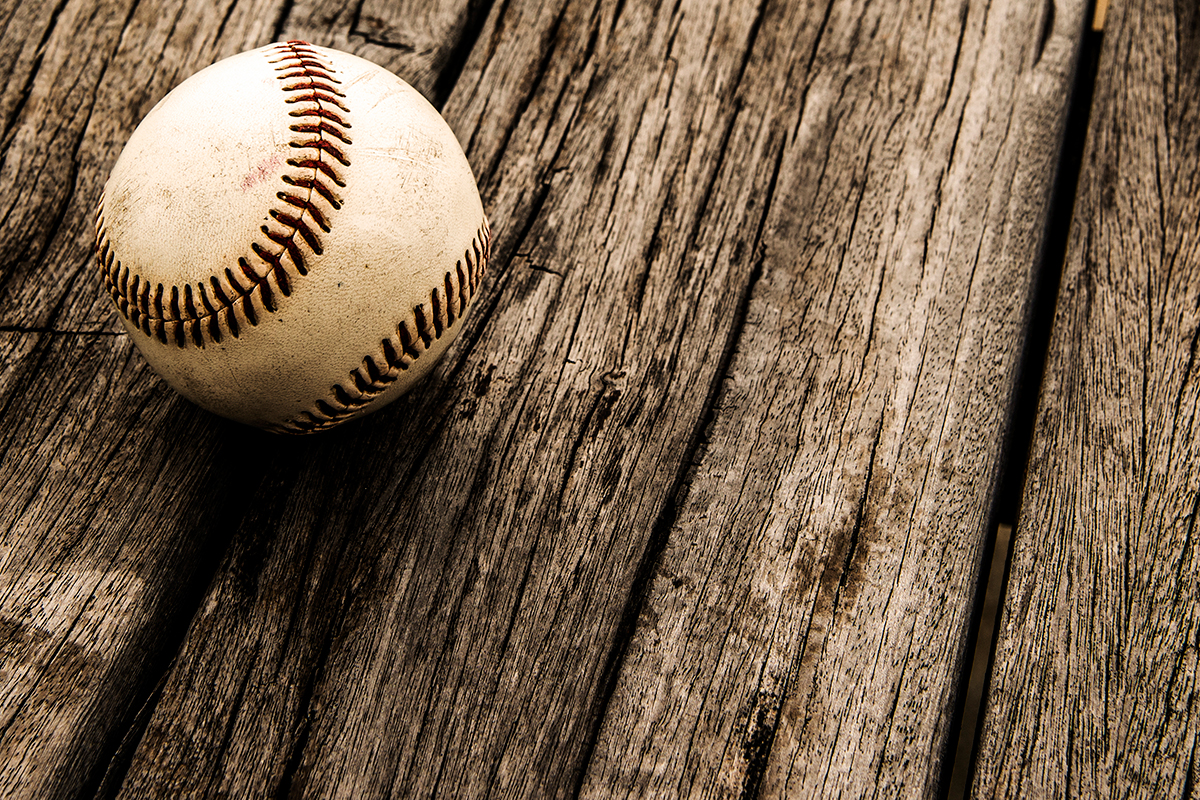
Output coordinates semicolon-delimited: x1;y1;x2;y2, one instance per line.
280;218;491;434
96;40;349;348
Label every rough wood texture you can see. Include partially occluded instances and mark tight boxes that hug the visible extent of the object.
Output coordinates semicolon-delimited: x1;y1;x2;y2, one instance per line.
576;0;1086;795
116;0;804;793
974;0;1200;796
0;2;288;797
0;0;476;797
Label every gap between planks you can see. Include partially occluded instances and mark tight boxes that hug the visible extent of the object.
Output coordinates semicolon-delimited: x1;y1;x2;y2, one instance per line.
942;10;1106;797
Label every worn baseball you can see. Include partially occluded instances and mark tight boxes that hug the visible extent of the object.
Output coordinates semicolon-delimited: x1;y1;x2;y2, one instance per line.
96;41;490;434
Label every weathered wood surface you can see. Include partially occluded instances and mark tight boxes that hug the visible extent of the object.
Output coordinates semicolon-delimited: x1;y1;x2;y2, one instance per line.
974;0;1200;796
0;3;281;797
0;1;476;798
0;0;1088;797
578;0;1087;795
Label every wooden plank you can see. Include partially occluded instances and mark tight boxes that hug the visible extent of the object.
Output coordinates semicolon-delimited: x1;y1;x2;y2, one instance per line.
0;0;485;796
575;0;1088;795
974;0;1200;796
103;0;927;796
0;332;238;799
1;0;493;792
0;0;505;794
0;2;302;795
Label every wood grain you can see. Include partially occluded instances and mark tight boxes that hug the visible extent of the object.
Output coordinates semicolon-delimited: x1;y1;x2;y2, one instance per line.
575;0;1087;795
0;0;383;796
974;0;1200;795
284;0;488;103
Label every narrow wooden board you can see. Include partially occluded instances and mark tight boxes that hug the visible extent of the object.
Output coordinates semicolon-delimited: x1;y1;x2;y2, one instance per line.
575;0;1087;795
283;0;487;103
0;0;479;796
0;2;292;796
974;0;1200;795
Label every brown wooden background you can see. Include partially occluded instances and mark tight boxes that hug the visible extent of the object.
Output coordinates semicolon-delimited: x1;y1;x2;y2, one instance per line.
1;0;1197;796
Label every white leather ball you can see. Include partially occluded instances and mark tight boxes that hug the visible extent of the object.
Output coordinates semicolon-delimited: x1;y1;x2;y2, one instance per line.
96;41;490;433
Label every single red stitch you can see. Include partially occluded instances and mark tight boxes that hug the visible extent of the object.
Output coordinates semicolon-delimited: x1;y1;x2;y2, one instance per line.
398;319;420;359
183;284;197;318
183;290;199;347
208;314;222;344
281;80;346;97
198;283;216;317
274;264;292;297
277;192;332;229
431;289;445;337
151;283;164;321
138;280;150;321
286;158;346;186
382;339;405;370
196;283;219;341
281;177;342;209
285;93;350;111
288;108;352;128
289;138;351;166
265;232;305;276
240;292;259;326
265;214;321;258
277;67;340;83
445;272;458;324
224;306;240;339
456;261;469;314
465;245;477;295
414;305;433;347
251;241;289;276
240;255;264;283
209;275;231;308
289;122;352;144
170;289;184;348
363;356;384;383
259;278;276;313
226;265;249;295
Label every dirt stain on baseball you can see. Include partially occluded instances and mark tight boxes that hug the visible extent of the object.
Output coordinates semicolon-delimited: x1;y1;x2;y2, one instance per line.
241;152;284;191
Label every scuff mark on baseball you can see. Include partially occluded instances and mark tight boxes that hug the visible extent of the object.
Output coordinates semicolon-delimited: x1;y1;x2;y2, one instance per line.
95;41;491;434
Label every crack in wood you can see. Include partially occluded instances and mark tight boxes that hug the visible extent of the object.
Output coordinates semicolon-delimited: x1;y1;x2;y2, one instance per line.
0;325;121;335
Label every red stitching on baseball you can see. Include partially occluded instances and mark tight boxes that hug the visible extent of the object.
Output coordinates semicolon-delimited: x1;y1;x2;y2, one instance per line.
281;219;493;434
97;41;351;348
285;92;350;111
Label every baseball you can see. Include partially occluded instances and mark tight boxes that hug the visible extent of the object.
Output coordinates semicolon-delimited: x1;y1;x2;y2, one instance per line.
96;41;490;434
